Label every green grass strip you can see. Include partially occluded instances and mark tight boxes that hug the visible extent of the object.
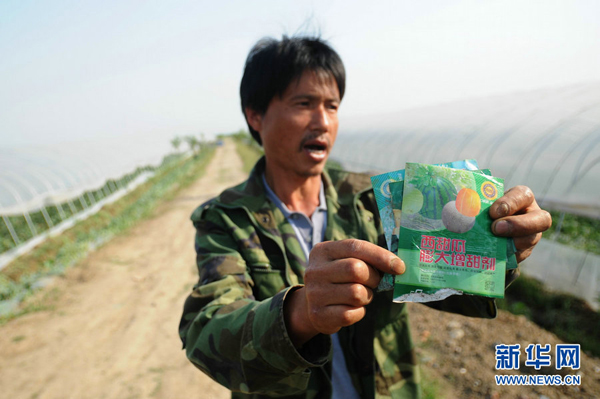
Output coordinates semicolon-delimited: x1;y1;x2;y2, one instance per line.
232;136;263;173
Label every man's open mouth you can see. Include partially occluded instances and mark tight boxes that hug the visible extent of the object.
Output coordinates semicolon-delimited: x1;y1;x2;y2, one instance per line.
300;136;330;162
303;143;327;153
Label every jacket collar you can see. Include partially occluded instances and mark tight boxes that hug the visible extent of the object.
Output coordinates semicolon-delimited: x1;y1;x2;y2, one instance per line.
214;155;372;213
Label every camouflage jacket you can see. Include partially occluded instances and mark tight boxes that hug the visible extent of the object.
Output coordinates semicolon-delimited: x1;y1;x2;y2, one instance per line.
179;157;500;399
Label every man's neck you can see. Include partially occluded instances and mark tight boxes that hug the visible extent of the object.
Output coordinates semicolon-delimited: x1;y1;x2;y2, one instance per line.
264;165;322;218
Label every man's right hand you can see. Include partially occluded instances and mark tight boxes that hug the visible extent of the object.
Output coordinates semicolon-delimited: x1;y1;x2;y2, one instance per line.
283;239;405;348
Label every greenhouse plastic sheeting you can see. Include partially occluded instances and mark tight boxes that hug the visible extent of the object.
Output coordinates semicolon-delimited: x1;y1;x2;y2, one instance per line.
332;81;600;218
0;136;172;215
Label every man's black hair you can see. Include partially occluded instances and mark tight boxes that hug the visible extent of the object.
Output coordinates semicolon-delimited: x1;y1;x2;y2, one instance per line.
240;36;346;145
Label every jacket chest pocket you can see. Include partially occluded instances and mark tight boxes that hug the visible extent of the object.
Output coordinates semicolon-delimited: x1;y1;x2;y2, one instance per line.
250;268;288;301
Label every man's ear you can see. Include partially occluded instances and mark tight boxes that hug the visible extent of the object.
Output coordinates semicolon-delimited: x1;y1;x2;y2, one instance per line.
244;108;263;134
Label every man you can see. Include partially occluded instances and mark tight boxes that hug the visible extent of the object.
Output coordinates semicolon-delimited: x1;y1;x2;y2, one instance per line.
179;36;551;399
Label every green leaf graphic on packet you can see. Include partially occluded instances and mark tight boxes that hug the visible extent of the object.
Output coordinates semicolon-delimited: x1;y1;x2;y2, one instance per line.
370;160;517;295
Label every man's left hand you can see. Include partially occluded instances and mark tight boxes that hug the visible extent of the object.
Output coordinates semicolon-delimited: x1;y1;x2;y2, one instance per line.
489;185;552;263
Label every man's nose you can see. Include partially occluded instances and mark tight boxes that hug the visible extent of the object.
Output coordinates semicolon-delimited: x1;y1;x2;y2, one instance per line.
310;105;330;131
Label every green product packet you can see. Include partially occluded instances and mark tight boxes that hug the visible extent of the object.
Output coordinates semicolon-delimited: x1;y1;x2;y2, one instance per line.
393;163;507;302
370;159;479;291
388;168;517;291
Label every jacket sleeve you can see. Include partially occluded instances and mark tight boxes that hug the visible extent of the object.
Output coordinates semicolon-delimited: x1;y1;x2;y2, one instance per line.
178;204;330;396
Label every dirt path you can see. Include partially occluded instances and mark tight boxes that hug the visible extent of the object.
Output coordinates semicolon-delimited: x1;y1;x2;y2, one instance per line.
0;141;246;399
2;139;600;399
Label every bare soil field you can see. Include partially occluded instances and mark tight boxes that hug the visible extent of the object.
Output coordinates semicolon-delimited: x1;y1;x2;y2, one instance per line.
1;140;598;399
410;303;600;398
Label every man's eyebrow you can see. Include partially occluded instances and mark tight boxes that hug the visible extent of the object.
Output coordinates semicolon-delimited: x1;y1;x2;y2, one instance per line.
289;94;317;101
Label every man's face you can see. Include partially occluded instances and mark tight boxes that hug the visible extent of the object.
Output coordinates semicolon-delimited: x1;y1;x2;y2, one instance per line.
247;70;340;179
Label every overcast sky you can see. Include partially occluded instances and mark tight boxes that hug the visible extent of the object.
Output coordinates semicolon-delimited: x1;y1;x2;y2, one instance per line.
1;0;599;148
